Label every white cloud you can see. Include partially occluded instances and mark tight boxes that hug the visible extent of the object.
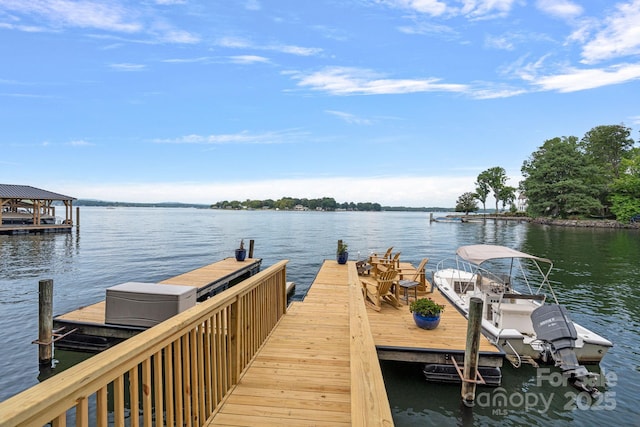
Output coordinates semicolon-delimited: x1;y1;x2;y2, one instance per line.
580;0;640;64
0;0;142;32
536;0;583;20
289;66;468;95
380;0;448;16
229;55;270;64
109;63;146;71
325;110;372;125
67;140;93;146
534;62;640;92
459;0;517;20
154;129;307;145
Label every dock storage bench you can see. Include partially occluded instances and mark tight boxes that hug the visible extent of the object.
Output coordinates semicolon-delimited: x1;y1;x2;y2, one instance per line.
106;282;197;327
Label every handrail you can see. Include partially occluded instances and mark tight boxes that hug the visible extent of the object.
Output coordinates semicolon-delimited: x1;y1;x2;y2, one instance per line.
0;260;288;427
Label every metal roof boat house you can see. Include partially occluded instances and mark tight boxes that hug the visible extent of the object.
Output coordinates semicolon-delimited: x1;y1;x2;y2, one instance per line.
0;184;76;235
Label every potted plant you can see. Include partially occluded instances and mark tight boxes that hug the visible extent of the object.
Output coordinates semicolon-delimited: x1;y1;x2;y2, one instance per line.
409;297;445;330
336;241;348;264
235;239;247;261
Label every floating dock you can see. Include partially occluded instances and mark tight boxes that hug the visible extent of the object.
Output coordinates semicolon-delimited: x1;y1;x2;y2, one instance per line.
360;264;503;370
53;257;262;351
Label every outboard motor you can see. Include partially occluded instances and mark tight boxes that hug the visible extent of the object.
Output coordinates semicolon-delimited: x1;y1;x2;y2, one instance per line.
531;304;599;396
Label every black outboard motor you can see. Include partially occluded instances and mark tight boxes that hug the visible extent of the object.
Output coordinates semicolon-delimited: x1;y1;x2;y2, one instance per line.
531;304;599;396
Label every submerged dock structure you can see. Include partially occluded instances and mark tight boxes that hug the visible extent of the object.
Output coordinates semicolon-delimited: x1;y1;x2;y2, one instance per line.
0;259;503;426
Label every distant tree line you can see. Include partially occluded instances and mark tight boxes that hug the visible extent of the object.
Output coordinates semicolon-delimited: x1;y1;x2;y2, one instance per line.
454;124;640;223
211;197;383;211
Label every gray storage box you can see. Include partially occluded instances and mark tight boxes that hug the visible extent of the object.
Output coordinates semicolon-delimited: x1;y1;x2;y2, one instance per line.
105;282;197;327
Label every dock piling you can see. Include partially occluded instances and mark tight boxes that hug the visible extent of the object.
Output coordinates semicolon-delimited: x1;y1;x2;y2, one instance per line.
462;297;483;402
248;239;255;258
38;279;54;366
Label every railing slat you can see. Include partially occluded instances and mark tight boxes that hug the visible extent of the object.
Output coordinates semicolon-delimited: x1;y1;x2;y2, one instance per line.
96;386;108;427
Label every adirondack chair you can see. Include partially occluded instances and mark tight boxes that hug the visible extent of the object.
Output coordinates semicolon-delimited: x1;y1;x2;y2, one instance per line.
397;258;429;302
362;267;401;311
371;251;401;276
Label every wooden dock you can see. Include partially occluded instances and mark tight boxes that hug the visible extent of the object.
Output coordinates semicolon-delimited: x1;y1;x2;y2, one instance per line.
53;257;262;350
1;258;504;426
205;259;502;426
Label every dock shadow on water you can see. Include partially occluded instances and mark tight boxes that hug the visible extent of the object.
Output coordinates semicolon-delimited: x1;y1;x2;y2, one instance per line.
381;360;617;426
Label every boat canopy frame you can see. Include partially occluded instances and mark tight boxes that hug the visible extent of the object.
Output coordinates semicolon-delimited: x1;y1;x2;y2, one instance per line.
454;244;558;304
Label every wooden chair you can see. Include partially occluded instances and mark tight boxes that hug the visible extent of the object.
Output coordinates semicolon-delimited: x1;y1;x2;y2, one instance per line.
362;267;401;311
397;258;429;301
371;252;401;276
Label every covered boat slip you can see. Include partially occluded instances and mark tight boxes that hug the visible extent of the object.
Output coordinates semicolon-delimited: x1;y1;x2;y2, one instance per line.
53;257;262;349
0;184;75;234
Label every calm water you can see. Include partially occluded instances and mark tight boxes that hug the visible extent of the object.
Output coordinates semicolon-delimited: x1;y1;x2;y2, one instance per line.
1;207;639;426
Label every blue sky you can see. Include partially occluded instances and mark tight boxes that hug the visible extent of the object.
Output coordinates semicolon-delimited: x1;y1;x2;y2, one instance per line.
1;0;639;207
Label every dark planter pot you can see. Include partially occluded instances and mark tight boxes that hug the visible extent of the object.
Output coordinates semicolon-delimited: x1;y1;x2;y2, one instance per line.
337;252;348;264
412;312;441;330
235;249;247;261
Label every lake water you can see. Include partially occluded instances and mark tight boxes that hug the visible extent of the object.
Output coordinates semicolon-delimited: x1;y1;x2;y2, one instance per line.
1;207;639;426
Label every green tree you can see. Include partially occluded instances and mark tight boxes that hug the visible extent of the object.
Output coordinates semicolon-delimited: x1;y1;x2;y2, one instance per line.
477;166;508;213
581;124;635;216
610;148;640;222
474;180;490;214
581;124;634;180
521;136;602;218
497;186;517;212
455;192;479;214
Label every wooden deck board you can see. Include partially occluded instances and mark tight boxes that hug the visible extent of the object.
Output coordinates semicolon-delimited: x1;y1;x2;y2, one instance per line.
159;258;260;288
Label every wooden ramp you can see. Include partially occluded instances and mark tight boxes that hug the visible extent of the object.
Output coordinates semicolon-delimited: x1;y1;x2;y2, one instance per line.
206;261;355;426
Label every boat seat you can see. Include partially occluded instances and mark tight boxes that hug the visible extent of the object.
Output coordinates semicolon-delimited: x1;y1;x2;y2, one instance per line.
495;303;537;335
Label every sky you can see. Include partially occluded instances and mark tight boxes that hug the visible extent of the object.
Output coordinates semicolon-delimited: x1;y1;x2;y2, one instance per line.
1;0;639;207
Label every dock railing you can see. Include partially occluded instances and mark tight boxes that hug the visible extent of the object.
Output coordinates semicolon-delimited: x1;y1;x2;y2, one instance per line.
0;260;288;427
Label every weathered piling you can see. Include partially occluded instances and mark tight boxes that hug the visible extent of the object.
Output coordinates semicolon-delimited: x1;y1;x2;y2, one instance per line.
248;239;255;258
38;279;54;365
462;296;483;402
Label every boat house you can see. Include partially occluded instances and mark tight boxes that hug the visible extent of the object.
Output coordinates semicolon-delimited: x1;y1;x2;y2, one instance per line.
0;184;76;234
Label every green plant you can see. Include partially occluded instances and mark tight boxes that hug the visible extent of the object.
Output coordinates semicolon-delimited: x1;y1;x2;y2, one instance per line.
337;241;348;255
410;298;445;317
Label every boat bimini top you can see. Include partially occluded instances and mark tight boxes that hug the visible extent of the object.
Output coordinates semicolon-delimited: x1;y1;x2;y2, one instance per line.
455;244;557;303
456;245;552;266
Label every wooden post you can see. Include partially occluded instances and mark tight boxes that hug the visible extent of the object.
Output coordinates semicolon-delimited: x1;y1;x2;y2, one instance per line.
38;279;53;365
462;297;483;402
76;207;80;229
248;239;255;258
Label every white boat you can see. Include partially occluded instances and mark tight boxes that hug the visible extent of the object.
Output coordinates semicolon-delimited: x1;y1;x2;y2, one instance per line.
433;245;612;393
